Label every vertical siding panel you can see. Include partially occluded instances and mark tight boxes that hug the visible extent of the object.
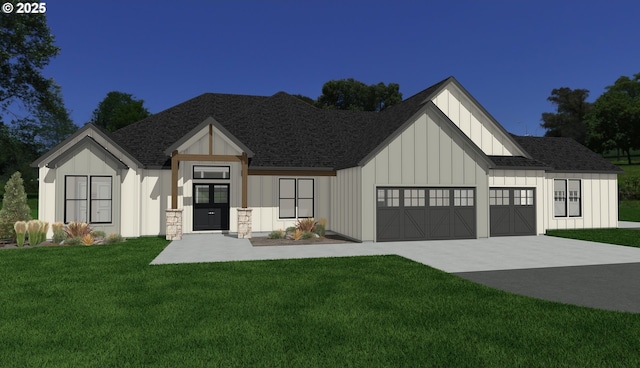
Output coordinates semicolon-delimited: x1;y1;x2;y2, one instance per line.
459;102;471;138
375;148;389;184
401;127;415;184
448;92;459;129
414;115;428;183
451;136;464;184
439;126;452;183
583;175;593;228
427;115;440;184
592;176;602;228
388;137;402;183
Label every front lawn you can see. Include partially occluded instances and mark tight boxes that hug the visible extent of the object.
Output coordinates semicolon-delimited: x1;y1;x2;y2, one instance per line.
546;228;640;248
1;238;640;367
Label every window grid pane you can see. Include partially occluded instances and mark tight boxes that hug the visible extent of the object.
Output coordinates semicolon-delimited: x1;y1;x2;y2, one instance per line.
429;189;450;207
193;166;230;179
403;189;425;207
554;179;567;217
90;177;112;223
454;189;474;207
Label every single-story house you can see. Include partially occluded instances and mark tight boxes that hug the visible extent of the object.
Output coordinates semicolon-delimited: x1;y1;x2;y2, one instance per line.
32;76;623;242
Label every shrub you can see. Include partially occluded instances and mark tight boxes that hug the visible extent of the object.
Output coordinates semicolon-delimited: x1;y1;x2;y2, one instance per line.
268;229;285;239
105;233;124;244
81;234;94;246
292;229;303;240
64;237;82;246
318;217;327;228
51;222;66;244
65;222;91;238
285;226;297;233
0;172;31;240
14;221;27;247
91;230;106;239
314;224;326;237
296;218;317;232
27;220;47;246
302;231;315;239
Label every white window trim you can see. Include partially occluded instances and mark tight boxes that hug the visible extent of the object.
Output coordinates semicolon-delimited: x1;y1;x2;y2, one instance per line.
554;179;582;218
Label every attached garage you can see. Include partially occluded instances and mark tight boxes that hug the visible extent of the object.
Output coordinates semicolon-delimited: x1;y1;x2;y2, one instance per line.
489;188;536;236
376;187;476;242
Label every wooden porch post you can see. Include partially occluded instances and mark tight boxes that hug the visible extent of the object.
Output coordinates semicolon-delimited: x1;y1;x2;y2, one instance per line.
241;152;248;208
171;150;179;209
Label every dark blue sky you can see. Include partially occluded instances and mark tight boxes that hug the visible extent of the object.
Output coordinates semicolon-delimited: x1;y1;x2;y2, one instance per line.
42;1;640;136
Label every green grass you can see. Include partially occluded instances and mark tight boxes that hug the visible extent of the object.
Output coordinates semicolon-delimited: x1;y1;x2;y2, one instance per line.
1;238;640;367
546;228;640;248
620;200;640;221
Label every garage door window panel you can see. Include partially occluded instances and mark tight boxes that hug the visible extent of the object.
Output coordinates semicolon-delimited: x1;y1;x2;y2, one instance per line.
430;189;450;206
454;189;474;206
490;189;509;206
404;189;425;207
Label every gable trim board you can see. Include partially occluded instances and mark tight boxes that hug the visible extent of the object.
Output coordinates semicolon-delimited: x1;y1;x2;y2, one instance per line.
33;77;621;241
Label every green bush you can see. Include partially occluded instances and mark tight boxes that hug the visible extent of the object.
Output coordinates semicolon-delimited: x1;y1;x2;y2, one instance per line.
620;175;640;200
105;233;125;245
64;237;82;246
91;230;107;239
0;172;31;240
285;226;297;234
52;230;66;244
302;231;315;239
268;229;285;239
314;224;326;237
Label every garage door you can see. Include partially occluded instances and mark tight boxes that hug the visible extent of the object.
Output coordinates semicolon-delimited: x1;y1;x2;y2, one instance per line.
489;188;536;236
376;188;476;242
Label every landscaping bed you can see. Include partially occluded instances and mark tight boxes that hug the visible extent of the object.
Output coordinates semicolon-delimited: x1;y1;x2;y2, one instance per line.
250;233;356;246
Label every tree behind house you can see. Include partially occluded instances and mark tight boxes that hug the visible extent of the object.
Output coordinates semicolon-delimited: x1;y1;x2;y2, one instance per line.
540;87;591;145
90;91;151;132
0;172;31;240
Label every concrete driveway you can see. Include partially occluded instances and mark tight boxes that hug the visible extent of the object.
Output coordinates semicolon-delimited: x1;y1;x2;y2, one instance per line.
151;233;640;313
151;234;640;273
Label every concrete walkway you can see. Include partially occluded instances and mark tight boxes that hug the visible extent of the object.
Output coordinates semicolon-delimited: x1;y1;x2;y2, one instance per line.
151;233;640;273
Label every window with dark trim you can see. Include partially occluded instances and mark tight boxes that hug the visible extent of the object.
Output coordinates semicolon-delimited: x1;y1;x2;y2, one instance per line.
65;175;113;224
278;178;314;218
193;165;230;179
429;189;450;207
90;176;112;223
489;189;509;206
554;179;581;217
65;176;88;223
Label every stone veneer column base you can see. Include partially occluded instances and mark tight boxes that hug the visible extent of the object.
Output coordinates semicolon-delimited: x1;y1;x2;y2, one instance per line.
237;208;253;239
166;209;183;241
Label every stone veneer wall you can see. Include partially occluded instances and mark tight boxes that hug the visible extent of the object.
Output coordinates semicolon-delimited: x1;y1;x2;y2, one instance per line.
237;208;253;238
166;209;183;241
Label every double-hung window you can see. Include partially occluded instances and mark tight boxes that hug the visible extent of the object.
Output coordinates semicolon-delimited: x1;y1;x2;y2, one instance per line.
65;175;112;223
279;178;314;218
554;179;581;217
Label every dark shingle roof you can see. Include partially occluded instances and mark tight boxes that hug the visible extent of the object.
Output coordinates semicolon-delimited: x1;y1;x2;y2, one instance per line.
512;135;623;173
110;93;268;168
105;77;450;170
102;77;619;174
488;155;550;169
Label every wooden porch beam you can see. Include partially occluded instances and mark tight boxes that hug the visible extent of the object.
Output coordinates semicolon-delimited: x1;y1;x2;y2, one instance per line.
173;153;242;162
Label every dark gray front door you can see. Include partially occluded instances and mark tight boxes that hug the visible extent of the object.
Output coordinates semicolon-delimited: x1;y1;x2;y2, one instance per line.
490;188;536;236
376;187;476;242
193;184;230;231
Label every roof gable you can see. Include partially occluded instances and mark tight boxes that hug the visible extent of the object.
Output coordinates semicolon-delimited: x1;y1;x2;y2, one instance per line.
46;136;129;169
32;123;141;169
164;116;254;157
431;78;529;157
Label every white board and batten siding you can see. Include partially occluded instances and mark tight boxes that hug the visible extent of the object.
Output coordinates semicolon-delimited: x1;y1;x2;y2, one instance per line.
330;167;362;240
432;85;524;156
545;173;618;230
249;175;331;233
489;169;546;234
357;111;490;241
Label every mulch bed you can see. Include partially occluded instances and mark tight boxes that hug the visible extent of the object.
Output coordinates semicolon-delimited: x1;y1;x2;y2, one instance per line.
0;241;68;250
249;234;357;247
